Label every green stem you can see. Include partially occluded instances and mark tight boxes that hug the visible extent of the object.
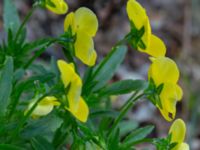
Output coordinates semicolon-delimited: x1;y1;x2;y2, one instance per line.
62;48;78;73
108;92;144;135
14;3;38;42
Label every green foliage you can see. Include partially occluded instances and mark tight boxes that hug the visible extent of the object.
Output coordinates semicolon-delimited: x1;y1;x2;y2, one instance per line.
121;125;154;149
154;134;177;150
31;136;55;150
0;56;13;116
0;144;25;150
99;79;148;96
91;45;127;91
0;0;179;149
145;78;163;109
3;0;20;34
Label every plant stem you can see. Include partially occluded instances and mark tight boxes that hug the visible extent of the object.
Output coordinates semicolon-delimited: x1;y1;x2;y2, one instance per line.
108;92;144;135
62;48;78;73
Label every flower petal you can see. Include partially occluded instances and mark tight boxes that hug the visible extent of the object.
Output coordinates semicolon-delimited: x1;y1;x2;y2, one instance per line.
28;96;58;117
126;0;147;29
169;119;186;144
176;143;189;150
45;0;68;14
64;12;75;33
148;57;180;85
57;60;75;87
145;34;166;57
74;7;98;37
57;60;82;110
159;107;175;122
159;83;180;121
175;84;183;101
75;31;97;66
68;97;89;122
67;75;82;110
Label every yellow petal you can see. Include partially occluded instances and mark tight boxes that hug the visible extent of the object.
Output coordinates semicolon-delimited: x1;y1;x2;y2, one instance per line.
148;57;180;85
159;107;175;122
45;0;68;14
39;96;60;106
126;0;147;29
156;82;182;121
64;12;76;33
169;119;186;144
175;84;183;101
176;143;190;150
142;18;151;50
159;83;178;121
57;60;82;110
57;60;75;87
68;97;89;122
67;75;82;111
28;96;58;117
74;31;97;66
74;7;98;37
145;34;166;57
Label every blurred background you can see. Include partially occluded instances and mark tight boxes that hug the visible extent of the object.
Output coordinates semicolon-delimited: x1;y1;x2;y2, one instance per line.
0;0;199;149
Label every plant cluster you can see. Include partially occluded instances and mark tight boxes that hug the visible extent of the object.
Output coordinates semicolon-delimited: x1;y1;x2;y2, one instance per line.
0;0;189;149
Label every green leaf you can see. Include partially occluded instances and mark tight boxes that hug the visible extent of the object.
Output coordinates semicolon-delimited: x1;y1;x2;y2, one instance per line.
23;38;51;53
108;128;120;150
0;144;25;150
13;69;25;82
122;125;154;148
0;56;13;116
92;45;127;91
3;0;20;34
21;114;63;139
46;0;56;8
31;136;55;150
99;80;148;96
119;120;139;136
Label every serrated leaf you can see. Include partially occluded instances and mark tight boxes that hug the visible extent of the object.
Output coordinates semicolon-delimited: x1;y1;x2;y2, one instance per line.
99;80;148;96
0;56;13;116
92;45;127;91
3;0;20;34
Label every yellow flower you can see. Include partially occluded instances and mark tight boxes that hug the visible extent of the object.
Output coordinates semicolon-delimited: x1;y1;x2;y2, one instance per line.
27;96;60;118
45;0;68;14
57;60;89;122
148;57;183;121
64;7;98;66
126;0;166;57
169;119;189;150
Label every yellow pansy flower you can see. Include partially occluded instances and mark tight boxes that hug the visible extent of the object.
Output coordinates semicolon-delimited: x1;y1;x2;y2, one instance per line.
57;60;89;122
27;96;59;118
126;0;166;57
169;119;189;150
148;57;183;121
45;0;68;14
64;7;98;66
